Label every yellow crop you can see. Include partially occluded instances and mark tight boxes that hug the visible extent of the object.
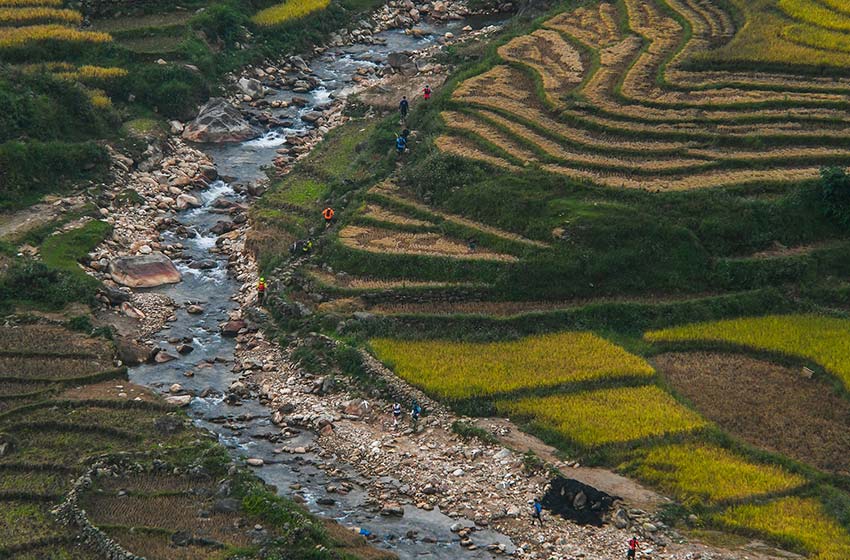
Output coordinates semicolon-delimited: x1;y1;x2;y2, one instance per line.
370;332;654;399
86;88;111;109
251;0;330;27
715;497;850;560
56;65;128;82
0;0;63;5
0;24;111;47
629;444;805;506
496;385;706;447
0;7;82;25
778;0;850;32
645;314;850;390
783;23;850;53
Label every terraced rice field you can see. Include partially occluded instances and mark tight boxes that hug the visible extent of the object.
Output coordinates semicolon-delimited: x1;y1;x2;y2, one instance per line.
496;385;706;446
713;497;850;560
440;0;850;191
338;224;519;261
370;332;654;399
627;443;805;506
645;314;850;390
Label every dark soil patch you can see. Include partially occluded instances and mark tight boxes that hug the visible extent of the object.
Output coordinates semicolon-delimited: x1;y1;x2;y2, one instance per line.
654;351;850;475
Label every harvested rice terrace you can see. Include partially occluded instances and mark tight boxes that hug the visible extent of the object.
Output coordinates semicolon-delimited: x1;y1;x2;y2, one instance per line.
440;0;850;191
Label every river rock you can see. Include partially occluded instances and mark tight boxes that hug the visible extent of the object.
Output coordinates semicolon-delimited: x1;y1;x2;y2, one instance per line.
246;458;264;467
221;320;246;337
237;77;267;99
186;304;204;314
176;193;201;210
182;98;261;143
165;395;192;407
109;253;182;288
381;502;404;517
121;302;146;320
156;351;178;364
301;111;323;124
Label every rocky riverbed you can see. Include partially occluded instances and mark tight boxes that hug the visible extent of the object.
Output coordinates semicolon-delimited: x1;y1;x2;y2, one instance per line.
63;1;800;559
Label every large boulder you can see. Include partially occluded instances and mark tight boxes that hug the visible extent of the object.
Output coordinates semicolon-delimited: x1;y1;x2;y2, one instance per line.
109;253;182;288
182;98;261;143
237;77;267;99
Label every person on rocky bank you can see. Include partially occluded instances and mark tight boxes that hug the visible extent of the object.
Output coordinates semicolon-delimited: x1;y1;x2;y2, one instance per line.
257;277;266;304
531;498;544;526
423;84;432;100
410;399;422;430
399;96;409;121
392;402;402;428
627;535;640;558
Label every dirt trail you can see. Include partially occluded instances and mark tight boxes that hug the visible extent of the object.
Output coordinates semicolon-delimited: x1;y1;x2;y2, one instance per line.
475;417;667;512
0;196;87;241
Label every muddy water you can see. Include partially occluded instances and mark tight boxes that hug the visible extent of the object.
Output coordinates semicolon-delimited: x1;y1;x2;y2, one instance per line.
128;16;515;560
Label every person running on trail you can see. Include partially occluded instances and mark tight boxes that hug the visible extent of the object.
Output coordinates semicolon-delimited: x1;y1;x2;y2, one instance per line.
396;134;407;155
423;84;432;100
302;239;313;255
322;207;335;228
410;399;422;430
531;498;544;526
392;402;402;428
627;535;640;559
257;277;266;304
399;96;409;120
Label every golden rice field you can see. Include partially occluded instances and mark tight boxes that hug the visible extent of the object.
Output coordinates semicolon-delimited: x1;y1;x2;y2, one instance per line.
645;314;850;390
0;23;111;47
0;0;62;5
714;497;850;560
251;0;330;27
0;7;81;25
439;0;850;191
370;332;654;399
629;444;805;506
497;385;706;447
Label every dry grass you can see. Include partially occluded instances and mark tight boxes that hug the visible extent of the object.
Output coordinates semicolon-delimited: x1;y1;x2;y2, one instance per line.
654;352;850;475
360;203;436;227
370;332;654;399
434;134;517;170
443;0;850;191
497;385;706;447
497;29;584;107
338;224;519;262
0;0;63;5
305;269;486;290
0;355;113;380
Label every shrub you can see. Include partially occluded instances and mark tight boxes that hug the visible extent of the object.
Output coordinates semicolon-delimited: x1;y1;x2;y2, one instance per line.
819;166;850;229
0;140;108;210
0;259;97;309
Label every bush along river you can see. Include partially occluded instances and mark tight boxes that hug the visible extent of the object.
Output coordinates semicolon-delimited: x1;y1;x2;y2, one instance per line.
126;14;519;560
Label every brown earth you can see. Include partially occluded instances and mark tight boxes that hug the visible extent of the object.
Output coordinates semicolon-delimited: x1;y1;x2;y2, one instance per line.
653;351;850;475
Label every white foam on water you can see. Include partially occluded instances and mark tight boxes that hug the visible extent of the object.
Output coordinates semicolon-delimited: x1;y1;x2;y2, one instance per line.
199;180;235;205
312;87;332;105
244;130;288;149
192;234;219;250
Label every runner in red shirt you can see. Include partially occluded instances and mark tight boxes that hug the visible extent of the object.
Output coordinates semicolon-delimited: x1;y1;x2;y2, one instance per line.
627;535;640;559
423;84;432;100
